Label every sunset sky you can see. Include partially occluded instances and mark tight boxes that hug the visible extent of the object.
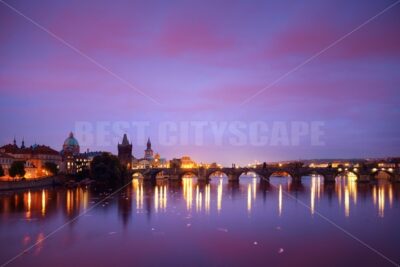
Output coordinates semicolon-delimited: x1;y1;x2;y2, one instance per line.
1;0;399;165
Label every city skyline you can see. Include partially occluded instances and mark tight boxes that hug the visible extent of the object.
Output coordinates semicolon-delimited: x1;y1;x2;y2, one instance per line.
1;0;400;165
1;1;400;266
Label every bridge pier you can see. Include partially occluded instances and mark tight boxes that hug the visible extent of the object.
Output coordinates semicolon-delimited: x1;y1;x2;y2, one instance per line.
358;174;371;183
393;174;400;183
197;167;209;181
324;174;336;183
142;173;151;180
227;173;239;182
290;175;302;184
169;174;180;180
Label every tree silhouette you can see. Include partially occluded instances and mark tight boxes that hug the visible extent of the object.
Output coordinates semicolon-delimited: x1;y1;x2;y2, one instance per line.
44;162;59;176
91;153;123;185
9;161;26;178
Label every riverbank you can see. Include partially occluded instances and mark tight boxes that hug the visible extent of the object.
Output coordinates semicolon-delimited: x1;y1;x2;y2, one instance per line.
0;176;65;191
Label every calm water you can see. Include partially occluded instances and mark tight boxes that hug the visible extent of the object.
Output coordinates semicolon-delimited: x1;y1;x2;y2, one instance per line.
0;175;399;267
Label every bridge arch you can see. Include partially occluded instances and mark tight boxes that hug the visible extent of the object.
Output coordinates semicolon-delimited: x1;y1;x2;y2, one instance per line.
301;170;326;181
180;171;198;179
335;170;359;181
268;171;294;181
372;169;394;181
206;170;228;180
236;170;268;181
132;172;144;179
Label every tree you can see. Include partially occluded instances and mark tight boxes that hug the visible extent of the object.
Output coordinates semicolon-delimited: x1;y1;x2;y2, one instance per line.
9;161;26;178
90;153;123;185
76;166;90;181
0;165;4;177
44;162;59;176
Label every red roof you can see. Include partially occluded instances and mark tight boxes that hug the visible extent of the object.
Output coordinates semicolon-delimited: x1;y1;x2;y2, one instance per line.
0;144;60;156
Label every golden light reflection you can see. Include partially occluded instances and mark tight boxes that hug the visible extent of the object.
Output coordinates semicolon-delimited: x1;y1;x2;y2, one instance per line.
348;173;358;204
278;185;282;216
344;186;350;217
311;175;323;207
154;186;159;213
205;184;210;214
247;184;252;213
24;191;32;219
133;179;143;210
217;178;223;213
154;185;167;213
336;180;342;206
81;188;89;210
311;177;316;215
199;191;202;211
66;189;73;215
252;177;257;200
41;190;46;216
196;185;200;212
378;187;385;218
183;178;193;211
163;185;167;211
336;174;357;216
27;191;32;210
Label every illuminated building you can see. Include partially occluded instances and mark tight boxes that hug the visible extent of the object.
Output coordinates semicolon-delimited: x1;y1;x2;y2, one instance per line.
0;137;61;179
181;156;197;169
152;153;169;168
60;132;107;175
0;152;14;178
60;132;80;174
74;151;108;174
130;137;168;169
144;138;154;160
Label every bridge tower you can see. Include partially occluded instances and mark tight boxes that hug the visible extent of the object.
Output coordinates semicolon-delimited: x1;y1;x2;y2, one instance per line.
118;134;133;169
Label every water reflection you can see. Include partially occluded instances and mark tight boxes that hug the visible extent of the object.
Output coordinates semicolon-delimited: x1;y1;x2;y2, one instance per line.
205;183;210;214
1;175;400;266
336;173;357;217
154;185;167;213
278;184;282;216
0;174;398;223
183;177;193;211
133;179;144;210
247;184;251;213
217;178;223;212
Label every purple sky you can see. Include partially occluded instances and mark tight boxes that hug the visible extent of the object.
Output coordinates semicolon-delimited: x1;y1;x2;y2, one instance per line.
1;0;399;165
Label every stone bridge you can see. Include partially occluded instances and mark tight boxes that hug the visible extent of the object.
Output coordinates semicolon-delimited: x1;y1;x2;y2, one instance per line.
130;165;400;183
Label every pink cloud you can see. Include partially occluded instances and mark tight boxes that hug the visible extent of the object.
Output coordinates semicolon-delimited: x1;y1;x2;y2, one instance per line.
46;8;142;56
157;18;235;56
263;12;400;61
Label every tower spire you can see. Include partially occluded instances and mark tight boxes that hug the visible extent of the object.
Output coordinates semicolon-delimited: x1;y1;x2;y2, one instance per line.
21;137;25;149
122;134;129;146
147;137;151;149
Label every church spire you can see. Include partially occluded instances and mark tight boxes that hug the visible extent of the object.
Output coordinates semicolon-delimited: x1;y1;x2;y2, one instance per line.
13;136;16;146
147;137;151;149
121;134;130;146
21;137;25;149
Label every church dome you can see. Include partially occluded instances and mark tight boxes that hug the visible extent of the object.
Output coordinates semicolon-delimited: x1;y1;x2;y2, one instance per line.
62;132;80;154
64;132;79;147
